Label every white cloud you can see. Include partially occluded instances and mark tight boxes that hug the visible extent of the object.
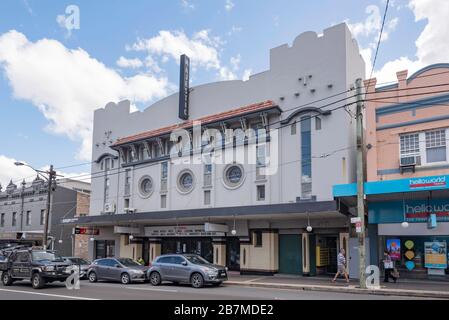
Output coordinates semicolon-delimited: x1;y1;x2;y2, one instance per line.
230;54;241;71
225;0;235;12
218;66;237;81
242;69;252;81
0;30;171;160
228;25;242;36
371;0;449;84
130;30;221;70
346;4;400;79
0;155;37;188
116;56;143;69
181;0;195;9
0;155;90;187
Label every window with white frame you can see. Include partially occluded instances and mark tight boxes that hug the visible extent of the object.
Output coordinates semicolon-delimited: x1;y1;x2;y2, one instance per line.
400;133;420;158
425;130;446;163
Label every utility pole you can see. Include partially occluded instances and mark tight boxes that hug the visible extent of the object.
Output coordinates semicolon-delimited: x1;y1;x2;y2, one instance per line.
43;165;56;250
355;78;366;289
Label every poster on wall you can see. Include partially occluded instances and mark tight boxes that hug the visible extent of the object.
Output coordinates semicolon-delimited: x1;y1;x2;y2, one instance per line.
386;239;401;260
424;241;447;269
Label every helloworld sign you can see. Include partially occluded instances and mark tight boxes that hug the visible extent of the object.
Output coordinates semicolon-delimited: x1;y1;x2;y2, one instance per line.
409;176;447;190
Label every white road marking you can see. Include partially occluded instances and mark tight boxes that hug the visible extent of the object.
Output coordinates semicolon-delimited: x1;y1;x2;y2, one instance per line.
0;288;99;300
243;277;267;283
126;286;179;293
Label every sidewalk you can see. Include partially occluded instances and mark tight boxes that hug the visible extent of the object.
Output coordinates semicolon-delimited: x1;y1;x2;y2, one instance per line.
225;272;449;299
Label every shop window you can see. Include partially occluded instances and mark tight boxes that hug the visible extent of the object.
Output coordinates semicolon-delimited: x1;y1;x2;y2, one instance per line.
161;194;167;209
257;185;265;201
40;209;45;225
204;190;211;205
315;117;322;130
425;130;446;163
400;133;420;158
26;210;31;226
291;122;297;135
254;231;263;247
301;116;312;199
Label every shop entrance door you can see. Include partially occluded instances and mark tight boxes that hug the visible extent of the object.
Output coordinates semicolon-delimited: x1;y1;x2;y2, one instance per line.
279;234;302;275
162;238;213;262
316;235;338;274
226;237;240;271
95;240;115;259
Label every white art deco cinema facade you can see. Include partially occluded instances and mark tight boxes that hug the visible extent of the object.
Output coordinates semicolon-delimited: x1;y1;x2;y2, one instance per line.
63;23;365;275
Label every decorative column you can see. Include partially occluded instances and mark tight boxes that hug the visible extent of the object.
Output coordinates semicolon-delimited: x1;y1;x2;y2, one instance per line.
302;233;310;275
212;238;226;266
149;239;161;262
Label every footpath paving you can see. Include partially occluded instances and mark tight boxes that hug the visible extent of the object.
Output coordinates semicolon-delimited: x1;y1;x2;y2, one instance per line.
226;273;449;299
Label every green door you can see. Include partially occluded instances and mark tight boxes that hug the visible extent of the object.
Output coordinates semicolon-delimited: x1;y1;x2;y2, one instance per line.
279;234;302;275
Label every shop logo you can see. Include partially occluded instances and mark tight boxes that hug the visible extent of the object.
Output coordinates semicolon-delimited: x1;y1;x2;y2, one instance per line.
409;176;446;189
404;202;449;222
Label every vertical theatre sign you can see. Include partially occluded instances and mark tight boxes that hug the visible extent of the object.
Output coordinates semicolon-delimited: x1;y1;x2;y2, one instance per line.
179;54;190;120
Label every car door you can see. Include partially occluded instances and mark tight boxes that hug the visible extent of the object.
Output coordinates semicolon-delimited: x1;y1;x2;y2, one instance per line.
157;256;176;280
95;259;109;279
170;256;191;281
107;259;123;281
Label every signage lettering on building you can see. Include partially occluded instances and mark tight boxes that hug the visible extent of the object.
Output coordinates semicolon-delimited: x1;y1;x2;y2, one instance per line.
178;54;190;120
404;202;449;222
74;227;100;235
409;176;447;189
145;225;224;237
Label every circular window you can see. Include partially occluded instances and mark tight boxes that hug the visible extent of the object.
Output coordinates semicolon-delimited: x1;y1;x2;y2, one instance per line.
223;164;245;189
177;170;195;194
138;176;154;198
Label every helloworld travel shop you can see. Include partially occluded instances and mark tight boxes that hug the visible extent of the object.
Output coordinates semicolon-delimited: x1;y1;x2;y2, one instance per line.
334;175;449;279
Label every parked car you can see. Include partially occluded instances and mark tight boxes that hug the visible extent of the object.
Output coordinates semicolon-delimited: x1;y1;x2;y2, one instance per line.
148;254;228;288
62;257;91;279
1;248;72;289
87;257;150;284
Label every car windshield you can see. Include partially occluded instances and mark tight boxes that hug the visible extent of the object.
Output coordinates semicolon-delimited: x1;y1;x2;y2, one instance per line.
117;258;140;267
31;251;63;262
185;255;210;265
69;258;90;265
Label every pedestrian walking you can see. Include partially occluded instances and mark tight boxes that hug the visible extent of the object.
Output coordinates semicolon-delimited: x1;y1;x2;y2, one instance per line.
383;250;397;283
332;248;349;283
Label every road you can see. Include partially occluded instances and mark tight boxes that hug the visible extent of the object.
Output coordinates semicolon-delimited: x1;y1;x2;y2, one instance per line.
0;280;433;300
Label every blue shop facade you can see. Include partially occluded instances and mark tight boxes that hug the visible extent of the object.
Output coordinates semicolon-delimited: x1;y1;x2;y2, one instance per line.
334;175;449;279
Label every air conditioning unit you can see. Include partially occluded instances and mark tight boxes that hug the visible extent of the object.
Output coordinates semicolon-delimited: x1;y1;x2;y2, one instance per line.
104;203;116;214
124;208;136;213
400;155;421;167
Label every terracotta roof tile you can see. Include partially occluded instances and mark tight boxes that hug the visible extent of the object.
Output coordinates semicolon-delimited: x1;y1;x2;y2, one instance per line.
112;100;278;146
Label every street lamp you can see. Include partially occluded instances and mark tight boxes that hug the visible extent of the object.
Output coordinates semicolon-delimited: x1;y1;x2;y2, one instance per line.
14;161;60;250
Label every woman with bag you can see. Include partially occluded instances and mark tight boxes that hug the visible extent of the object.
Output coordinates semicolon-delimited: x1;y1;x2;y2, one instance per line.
383;250;397;283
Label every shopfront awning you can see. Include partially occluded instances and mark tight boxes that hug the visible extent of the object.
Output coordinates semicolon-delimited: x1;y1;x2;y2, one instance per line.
61;201;342;227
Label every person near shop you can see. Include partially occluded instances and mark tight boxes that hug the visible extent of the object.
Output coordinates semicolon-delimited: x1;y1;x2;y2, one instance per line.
383;250;397;283
137;257;145;265
332;248;349;283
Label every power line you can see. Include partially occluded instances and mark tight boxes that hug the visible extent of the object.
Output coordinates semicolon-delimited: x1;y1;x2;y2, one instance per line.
367;0;390;83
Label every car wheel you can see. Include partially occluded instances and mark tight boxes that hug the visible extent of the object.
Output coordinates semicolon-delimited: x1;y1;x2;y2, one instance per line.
191;273;204;288
121;273;131;285
2;272;13;286
31;273;45;289
88;272;97;283
149;272;161;286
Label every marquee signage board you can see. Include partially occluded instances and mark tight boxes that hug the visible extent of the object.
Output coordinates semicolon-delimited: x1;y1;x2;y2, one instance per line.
145;225;225;237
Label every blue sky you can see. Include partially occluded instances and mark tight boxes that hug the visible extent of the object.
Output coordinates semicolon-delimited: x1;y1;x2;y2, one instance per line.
0;0;445;186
